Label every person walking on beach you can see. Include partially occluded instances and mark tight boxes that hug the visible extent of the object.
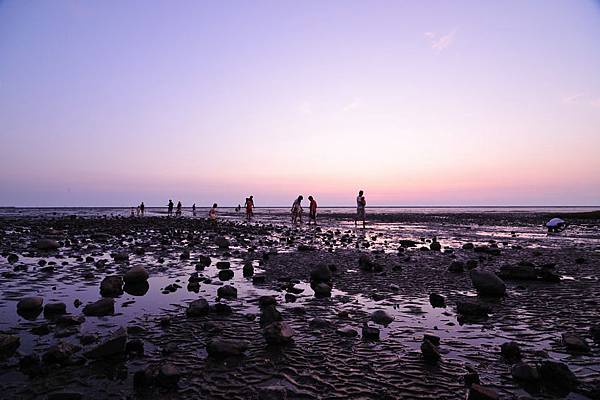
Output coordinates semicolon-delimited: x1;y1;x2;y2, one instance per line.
167;199;174;216
192;203;196;216
291;195;303;224
209;203;218;222
355;190;366;228
175;201;182;217
308;195;318;225
244;196;254;221
140;202;145;216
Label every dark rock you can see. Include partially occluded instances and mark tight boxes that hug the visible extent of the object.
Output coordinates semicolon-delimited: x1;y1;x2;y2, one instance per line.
511;362;539;382
312;282;332;298
180;250;190;260
100;275;123;297
470;270;506;296
197;255;212;267
424;334;440;346
500;341;521;362
429;293;446;307
263;321;295;344
217;285;237;299
206;338;248;357
111;252;129;262
44;302;67;317
253;275;266;284
83;298;115;316
498;264;537;280
449;261;465;272
590;325;600;343
212;303;232;315
124;281;149;296
123;265;149;284
467;384;499;400
243;262;254;276
84;327;127;359
562;332;590;353
539;361;578;394
457;300;490;317
421;339;441;363
361;324;380;341
336;326;358;337
298;244;315;251
258;296;277;308
35;239;60;251
186;298;209;317
310;264;332;283
17;296;44;315
215;236;230;248
308;318;331;330
0;334;20;359
216;261;231;269
400;240;418;248
462;243;475;250
430;239;441;251
370;310;394;325
42;341;81;365
56;315;85;326
218;269;234;281
157;363;180;387
7;254;18;263
260;305;282;327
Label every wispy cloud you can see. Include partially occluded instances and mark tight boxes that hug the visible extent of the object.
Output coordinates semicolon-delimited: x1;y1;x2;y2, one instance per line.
562;93;584;104
424;30;456;51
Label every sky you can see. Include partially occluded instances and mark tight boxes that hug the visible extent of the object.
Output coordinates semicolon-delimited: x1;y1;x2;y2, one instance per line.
1;0;599;207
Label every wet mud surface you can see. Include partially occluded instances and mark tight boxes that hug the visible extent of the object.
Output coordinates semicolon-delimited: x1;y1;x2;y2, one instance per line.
0;212;599;399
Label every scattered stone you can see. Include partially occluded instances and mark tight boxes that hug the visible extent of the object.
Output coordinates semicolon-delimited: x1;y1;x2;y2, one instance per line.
35;239;60;251
215;236;230;248
312;282;332;298
44;302;67;317
7;254;18;263
157;363;180;387
206;338;248;357
562;332;590;353
336;326;358;337
462;243;475;250
500;341;522;362
84;327;127;359
308;318;331;330
457;300;490;317
429;293;446;307
111;252;129;262
17;296;44;314
421;339;441;363
42;341;81;365
243;262;254;276
186;298;209;317
430;238;441;251
217;285;237;299
370;310;394;325
100;275;124;297
539;361;578;394
216;261;231;269
470;270;506;296
83;298;115;316
0;334;20;359
263;321;295;344
511;362;539;382
424;334;440;346
218;269;234;281
123;265;149;284
258;295;277;308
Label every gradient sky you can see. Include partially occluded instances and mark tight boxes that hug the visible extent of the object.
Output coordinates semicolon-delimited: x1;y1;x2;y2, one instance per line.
1;0;599;206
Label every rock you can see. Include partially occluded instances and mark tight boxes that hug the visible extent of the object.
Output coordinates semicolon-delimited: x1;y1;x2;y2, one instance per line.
17;296;44;313
308;318;331;330
358;254;376;271
218;269;234;281
0;334;20;359
35;239;60;251
186;298;209;317
257;385;287;400
590;325;600;343
253;275;266;284
180;250;190;260
336;326;358;337
123;265;149;284
157;363;180;387
44;302;67;317
260;305;282;327
263;321;295;344
511;362;539;382
312;282;332;298
42;341;81;365
215;236;230;248
470;270;506;296
206;338;248;357
370;310;394;325
466;259;478;270
562;332;590;353
424;334;440;346
421;339;441;363
84;327;127;359
429;293;446;307
56;315;85;326
217;285;237;299
361;324;380;341
258;296;277;308
7;254;18;263
539;361;578;394
83;298;115;316
457;300;490;317
462;243;475;250
243;262;254;276
216;261;231;269
298;244;315;251
124;281;149;296
284;293;296;302
197;255;212;267
125;339;144;356
400;240;418;248
212;303;232;315
310;264;332;283
498;264;537;280
111;252;129;262
500;341;521;362
467;384;499;400
464;366;480;387
430;239;441;251
448;261;465;272
100;275;124;297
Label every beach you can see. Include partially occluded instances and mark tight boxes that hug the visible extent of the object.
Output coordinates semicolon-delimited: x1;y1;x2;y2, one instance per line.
0;209;599;399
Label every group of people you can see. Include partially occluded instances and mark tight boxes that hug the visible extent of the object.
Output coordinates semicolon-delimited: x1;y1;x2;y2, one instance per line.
130;190;369;228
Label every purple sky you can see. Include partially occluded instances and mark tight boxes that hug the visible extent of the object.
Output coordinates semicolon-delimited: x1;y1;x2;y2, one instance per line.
1;1;599;206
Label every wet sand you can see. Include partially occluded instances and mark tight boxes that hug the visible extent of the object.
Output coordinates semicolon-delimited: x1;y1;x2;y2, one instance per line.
0;212;599;399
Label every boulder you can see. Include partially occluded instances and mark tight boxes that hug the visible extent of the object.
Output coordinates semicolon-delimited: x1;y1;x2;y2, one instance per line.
206;338;248;357
467;384;499;400
310;264;332;283
83;298;115;316
263;321;295;344
470;270;506;297
17;296;44;313
186;298;209;317
42;341;81;365
370;310;394;326
500;341;521;362
35;239;60;251
123;266;149;284
100;275;123;297
511;362;539;382
539;361;578;394
0;334;20;359
312;283;332;298
421;339;441;363
562;332;590;353
84;327;127;359
217;285;237;299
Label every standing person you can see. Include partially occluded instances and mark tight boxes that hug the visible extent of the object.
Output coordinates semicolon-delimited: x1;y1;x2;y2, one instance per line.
245;196;254;221
355;190;366;228
291;195;303;224
209;203;218;222
167;199;174;216
175;201;182;217
235;204;241;212
140;202;145;216
308;195;318;225
192;203;196;216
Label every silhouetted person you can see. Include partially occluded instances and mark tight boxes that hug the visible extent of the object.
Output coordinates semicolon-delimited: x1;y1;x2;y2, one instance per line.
192;203;196;216
291;195;303;224
175;201;182;216
245;196;254;221
140;202;145;216
167;200;174;216
209;203;218;222
235;204;241;212
355;190;366;228
308;195;318;225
